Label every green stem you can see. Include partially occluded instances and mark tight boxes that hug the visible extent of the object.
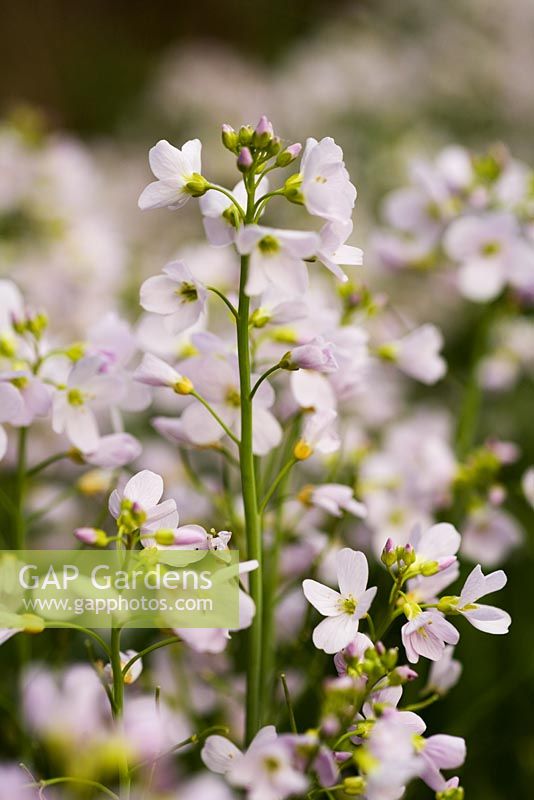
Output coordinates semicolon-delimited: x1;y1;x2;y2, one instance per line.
121;636;181;678
238;176;264;744
259;458;297;515
26;777;119;799
129;724;229;774
26;450;70;478
402;692;440;712
45;622;111;657
191;390;240;445
206;183;245;219
110;627;130;799
280;673;297;733
250;364;282;400
207;286;238;319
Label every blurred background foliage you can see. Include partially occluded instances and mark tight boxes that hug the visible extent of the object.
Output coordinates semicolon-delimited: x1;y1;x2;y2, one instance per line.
0;1;533;798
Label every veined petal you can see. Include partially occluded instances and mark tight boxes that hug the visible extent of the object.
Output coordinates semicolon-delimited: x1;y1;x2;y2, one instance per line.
302;579;342;616
138;180;186;210
124;469;164;508
312;614;359;654
336;548;369;598
201;735;242;774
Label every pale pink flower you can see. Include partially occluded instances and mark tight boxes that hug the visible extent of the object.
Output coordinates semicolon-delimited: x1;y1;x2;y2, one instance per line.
384;324;446;384
300;137;356;223
140;260;207;334
109;469;178;534
303;548;377;654
303;483;366;518
461;506;523;566
418;734;466;792
456;565;511;634
425;646;462;696
316;219;363;282
138;138;202;210
401;610;459;663
235;224;319;296
83;432;142;467
287;337;338;373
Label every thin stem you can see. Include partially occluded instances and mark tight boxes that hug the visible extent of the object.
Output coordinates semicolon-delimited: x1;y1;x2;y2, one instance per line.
110;627;130;799
191;390;240;445
26;450;70;478
402;692;440;712
259;458;297;515
129;725;229;774
46;622;111;657
205;183;245;219
25;777;119;799
253;189;285;220
207;286;238;319
238;174;264;744
250;364;281;400
280;673;297;733
122;636;181;678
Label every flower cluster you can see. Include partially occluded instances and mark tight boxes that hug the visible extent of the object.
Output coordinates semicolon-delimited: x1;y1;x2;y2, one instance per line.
0;115;522;800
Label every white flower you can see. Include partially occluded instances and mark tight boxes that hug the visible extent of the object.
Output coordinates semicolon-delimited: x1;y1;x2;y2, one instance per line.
138;139;202;210
133;352;191;391
461;506;523;566
287;337;338;373
109;469;178;536
300;137;357;223
425;646;462;695
316;220;363;281
104;650;142;685
456;565;511;634
235;224;320;296
296;408;340;458
140;260;207;334
301;483;366;518
202;725;308;800
444;211;534;302
303;548;377;653
382;324;446;385
52;356;120;452
401;610;459;663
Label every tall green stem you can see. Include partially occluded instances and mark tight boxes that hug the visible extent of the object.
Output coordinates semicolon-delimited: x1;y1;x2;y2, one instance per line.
110;628;130;799
238;176;263;744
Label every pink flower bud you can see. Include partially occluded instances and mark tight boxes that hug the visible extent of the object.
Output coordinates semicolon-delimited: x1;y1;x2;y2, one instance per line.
237;147;253;171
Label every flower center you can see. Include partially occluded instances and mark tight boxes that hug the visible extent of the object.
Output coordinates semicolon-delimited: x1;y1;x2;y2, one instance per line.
67;388;85;406
226;387;241;407
342;595;358;615
263;755;281;774
481;241;501;256
315;175;328;184
258;235;280;255
178;282;198;303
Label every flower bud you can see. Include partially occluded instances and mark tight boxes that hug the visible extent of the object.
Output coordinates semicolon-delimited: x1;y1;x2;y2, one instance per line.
381;537;397;568
420;560;440;577
376;342;398;362
154;529;177;546
20;614;45;634
173;376;194;395
65;341;86;361
294;440;312;460
221;123;239;152
343;776;366;795
276;142;302;167
437;595;459;614
0;334;16;358
74;527;109;547
403;543;416;566
283;173;304;204
436;788;464;800
184;173;209;197
389;665;418;685
238;125;254;146
249;307;271;328
281;339;338;373
253;115;274;148
237;147;253;172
